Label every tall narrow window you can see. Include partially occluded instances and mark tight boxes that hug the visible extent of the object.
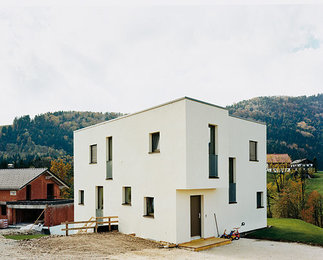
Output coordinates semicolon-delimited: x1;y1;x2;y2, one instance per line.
249;141;257;161
47;184;54;200
229;158;237;203
257;192;264;208
150;132;160;153
1;205;6;216
209;125;218;178
26;184;31;200
106;137;113;179
79;190;84;205
97;186;103;210
90;144;97;164
144;197;154;217
123;187;131;205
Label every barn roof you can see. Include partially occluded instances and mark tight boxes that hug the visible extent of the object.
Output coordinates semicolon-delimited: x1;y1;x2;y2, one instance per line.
0;168;68;190
291;158;313;165
267;154;292;164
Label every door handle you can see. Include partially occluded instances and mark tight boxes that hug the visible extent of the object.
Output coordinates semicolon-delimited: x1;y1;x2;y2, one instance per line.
198;213;201;218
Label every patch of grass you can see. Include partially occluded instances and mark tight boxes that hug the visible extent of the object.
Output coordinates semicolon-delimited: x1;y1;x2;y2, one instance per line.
245;218;323;246
4;234;47;240
306;171;323;195
267;172;274;184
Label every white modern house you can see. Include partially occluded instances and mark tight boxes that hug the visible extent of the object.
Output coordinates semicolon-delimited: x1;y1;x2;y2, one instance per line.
74;97;267;244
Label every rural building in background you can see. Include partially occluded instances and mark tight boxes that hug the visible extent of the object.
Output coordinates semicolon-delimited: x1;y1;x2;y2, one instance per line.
0;168;74;227
291;158;314;170
74;97;267;244
266;154;292;172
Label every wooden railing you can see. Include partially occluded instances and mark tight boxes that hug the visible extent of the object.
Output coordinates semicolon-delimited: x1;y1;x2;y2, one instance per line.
62;216;118;236
78;216;96;234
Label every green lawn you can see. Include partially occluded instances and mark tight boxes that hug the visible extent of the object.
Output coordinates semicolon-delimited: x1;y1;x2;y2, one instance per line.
4;234;47;240
306;171;323;195
245;218;323;246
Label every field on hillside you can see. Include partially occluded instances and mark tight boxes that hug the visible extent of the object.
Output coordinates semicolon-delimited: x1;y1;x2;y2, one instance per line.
245;218;323;246
306;171;323;195
267;171;323;195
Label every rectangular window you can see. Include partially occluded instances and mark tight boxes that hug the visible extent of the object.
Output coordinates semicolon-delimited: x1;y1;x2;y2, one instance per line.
106;137;113;179
249;141;257;161
1;205;6;216
150;132;160;153
209;125;218;178
229;158;236;203
107;137;112;161
79;190;84;205
90;144;97;164
144;197;154;217
257;192;264;208
97;186;103;210
209;125;216;155
123;187;131;205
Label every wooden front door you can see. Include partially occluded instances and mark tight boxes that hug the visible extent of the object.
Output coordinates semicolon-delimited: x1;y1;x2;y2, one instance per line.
190;195;201;237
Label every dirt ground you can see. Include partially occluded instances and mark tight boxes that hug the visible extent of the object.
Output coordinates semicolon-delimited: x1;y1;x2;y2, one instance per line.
1;231;323;260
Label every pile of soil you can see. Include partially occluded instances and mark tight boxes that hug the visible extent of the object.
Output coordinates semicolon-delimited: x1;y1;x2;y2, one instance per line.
19;232;162;258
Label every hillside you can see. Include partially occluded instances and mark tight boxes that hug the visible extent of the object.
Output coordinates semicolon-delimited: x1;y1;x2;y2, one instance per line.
0;94;322;169
0;111;122;168
227;94;322;169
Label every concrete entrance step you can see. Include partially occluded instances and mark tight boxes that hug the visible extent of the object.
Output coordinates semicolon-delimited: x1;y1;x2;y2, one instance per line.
179;237;231;251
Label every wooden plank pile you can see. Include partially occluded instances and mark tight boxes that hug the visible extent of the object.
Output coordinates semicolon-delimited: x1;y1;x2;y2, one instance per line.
0;219;8;229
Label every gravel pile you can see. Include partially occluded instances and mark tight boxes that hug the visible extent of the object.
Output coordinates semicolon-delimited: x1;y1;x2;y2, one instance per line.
0;228;40;236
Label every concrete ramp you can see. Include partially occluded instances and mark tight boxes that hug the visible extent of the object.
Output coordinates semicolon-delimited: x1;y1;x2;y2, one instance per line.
179;237;231;251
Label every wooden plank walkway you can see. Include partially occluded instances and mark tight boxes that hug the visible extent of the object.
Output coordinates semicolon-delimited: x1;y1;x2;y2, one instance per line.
179;237;231;251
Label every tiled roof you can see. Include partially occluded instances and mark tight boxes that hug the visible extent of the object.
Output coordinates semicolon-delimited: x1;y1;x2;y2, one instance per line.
267;154;292;164
0;168;47;190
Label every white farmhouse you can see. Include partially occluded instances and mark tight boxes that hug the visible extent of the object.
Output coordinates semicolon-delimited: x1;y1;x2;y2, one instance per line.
74;97;266;244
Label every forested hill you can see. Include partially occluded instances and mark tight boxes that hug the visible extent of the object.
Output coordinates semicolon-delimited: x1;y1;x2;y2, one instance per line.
0;111;122;168
227;94;322;169
0;94;322;169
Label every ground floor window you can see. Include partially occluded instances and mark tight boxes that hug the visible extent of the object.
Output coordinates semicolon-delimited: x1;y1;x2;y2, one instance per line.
123;187;131;205
257;192;264;208
79;190;84;205
1;205;6;216
144;197;154;217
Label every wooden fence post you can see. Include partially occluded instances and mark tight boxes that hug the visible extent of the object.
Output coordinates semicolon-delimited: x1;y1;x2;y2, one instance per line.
95;217;98;233
65;223;68;236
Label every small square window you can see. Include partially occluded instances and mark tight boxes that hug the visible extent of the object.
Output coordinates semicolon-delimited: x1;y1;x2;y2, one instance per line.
123;187;131;205
150;132;160;153
1;205;6;216
249;141;258;161
257;192;264;208
90;144;97;164
144;197;154;217
79;190;84;205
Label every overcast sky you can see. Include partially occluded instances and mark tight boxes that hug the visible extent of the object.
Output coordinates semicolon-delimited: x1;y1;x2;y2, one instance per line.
0;1;322;125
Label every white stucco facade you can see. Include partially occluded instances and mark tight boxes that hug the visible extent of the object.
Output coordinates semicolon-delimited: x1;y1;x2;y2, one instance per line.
74;97;267;244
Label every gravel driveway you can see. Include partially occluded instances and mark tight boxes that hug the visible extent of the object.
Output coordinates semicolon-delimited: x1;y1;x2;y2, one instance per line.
0;232;322;259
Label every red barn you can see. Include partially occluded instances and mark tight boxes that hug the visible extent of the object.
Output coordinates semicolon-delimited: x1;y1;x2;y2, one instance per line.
0;168;74;227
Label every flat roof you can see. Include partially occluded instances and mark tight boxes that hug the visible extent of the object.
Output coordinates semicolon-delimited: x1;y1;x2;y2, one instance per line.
7;199;74;206
74;97;265;133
